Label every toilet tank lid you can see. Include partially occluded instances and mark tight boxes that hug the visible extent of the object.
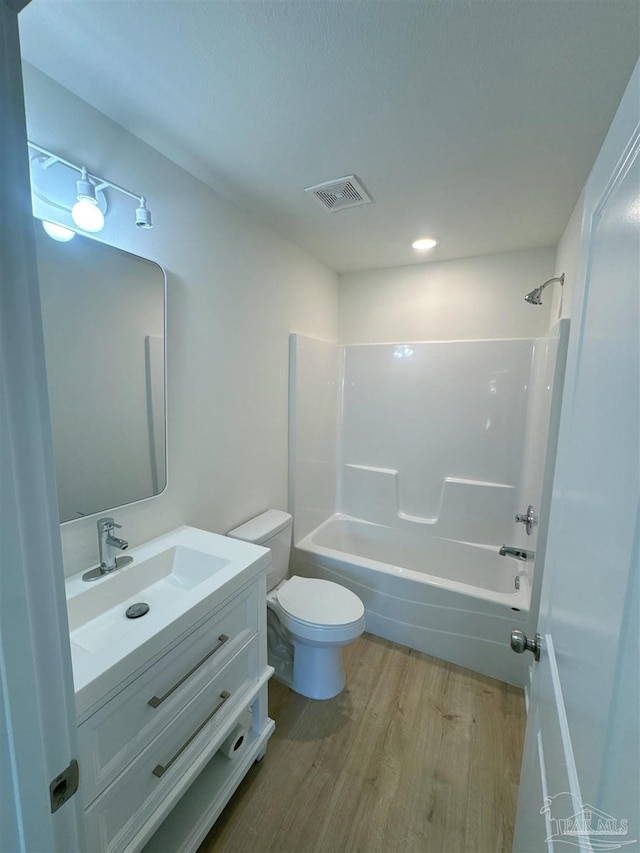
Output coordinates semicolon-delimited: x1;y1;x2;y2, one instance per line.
227;509;292;544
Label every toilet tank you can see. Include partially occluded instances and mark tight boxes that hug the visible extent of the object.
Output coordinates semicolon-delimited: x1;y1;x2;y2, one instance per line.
227;509;292;592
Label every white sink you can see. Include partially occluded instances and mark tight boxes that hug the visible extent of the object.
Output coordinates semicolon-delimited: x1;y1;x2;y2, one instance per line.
65;526;270;717
68;546;231;634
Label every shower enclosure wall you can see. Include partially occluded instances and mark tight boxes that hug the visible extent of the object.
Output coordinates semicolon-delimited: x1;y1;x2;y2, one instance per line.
289;325;568;686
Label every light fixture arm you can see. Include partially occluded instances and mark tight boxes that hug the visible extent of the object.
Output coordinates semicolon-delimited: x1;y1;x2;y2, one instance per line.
27;140;152;226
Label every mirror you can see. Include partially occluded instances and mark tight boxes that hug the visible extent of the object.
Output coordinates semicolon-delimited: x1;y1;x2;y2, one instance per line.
34;223;166;523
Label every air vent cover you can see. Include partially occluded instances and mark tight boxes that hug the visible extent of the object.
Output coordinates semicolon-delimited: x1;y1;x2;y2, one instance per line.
305;175;372;212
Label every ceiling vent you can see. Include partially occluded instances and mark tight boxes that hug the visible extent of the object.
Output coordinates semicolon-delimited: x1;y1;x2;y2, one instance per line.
305;175;372;212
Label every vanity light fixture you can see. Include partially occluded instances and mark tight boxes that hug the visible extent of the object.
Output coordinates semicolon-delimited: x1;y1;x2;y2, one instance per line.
411;237;439;251
28;141;153;236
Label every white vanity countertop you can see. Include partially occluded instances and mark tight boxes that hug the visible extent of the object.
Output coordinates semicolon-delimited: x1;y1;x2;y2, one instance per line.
65;525;270;718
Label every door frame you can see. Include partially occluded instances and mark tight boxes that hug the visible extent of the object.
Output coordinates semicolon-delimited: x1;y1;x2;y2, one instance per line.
0;1;84;848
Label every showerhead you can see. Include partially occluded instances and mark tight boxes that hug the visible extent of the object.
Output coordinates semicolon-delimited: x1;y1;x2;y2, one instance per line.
524;288;544;305
524;274;564;306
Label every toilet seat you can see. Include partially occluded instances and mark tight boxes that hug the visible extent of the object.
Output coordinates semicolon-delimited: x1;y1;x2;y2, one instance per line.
277;576;364;626
273;576;365;645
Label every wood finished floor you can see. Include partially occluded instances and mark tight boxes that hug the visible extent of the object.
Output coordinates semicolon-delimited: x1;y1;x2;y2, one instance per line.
199;633;526;853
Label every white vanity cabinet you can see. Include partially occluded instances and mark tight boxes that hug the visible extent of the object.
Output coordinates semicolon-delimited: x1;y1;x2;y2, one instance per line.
68;528;275;853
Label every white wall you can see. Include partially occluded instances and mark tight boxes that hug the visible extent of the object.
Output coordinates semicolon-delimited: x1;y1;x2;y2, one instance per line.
288;335;340;543
549;193;584;322
22;64;339;576
338;247;555;343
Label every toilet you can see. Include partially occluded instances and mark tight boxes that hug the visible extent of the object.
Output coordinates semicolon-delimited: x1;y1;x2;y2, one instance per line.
228;510;365;700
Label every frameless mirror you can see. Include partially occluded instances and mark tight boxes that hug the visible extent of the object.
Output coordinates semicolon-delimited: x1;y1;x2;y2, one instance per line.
34;222;166;523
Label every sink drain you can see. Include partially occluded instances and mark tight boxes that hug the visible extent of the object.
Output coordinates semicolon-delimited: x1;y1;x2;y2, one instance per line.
126;602;150;619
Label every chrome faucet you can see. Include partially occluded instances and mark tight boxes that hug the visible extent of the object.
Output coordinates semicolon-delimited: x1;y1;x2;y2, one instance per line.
98;517;128;572
82;517;132;582
499;545;535;561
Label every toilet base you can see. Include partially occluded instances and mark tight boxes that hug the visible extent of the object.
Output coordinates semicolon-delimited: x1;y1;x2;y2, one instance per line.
291;640;346;700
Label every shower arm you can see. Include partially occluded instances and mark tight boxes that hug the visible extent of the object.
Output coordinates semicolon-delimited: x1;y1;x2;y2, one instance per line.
538;274;565;293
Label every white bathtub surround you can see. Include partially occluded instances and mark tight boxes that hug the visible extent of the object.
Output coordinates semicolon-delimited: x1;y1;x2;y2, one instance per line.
291;335;535;545
340;339;533;545
289;331;568;686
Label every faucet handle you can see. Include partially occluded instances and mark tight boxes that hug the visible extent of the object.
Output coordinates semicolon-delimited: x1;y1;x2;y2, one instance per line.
97;517;121;532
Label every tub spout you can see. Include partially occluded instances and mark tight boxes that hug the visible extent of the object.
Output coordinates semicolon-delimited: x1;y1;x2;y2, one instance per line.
499;545;534;561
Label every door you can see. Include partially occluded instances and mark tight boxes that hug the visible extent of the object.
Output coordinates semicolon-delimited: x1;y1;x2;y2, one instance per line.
0;1;84;849
512;62;640;851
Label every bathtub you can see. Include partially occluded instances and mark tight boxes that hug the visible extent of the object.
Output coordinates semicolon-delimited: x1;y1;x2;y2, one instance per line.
293;515;533;687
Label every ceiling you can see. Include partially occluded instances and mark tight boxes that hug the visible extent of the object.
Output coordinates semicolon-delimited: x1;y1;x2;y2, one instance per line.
18;1;640;273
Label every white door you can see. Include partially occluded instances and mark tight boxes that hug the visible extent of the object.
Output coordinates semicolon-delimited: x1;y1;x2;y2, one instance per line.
0;1;84;849
512;63;640;852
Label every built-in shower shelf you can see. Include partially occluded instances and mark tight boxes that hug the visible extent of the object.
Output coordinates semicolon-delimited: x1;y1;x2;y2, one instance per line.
342;464;515;541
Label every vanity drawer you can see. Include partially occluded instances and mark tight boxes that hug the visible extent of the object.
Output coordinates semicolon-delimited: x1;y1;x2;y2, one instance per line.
79;581;258;805
84;638;260;853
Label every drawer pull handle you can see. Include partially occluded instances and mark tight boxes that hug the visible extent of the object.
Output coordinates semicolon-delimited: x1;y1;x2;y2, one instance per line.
148;634;229;708
152;690;231;778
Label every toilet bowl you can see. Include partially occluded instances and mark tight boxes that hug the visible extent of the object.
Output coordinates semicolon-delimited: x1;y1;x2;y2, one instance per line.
228;510;365;700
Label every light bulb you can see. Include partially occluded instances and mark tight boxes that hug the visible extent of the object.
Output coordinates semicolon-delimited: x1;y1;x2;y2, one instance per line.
42;221;75;242
72;198;105;232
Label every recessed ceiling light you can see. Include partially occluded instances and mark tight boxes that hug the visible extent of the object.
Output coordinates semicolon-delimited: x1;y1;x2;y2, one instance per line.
412;237;439;251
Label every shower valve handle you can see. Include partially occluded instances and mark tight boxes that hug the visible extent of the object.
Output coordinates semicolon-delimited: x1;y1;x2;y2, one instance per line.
515;505;538;535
